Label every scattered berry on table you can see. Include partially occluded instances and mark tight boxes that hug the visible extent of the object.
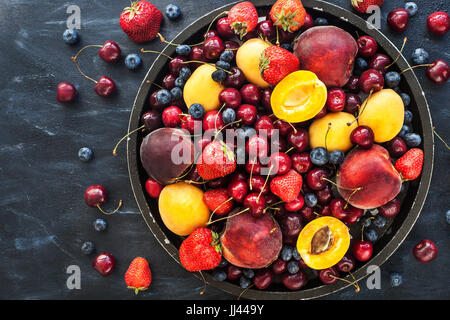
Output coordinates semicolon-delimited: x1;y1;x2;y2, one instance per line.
304;193;318;208
124;257;152;294
170;86;182;101
212;269;227;281
373;215;386;228
175;44;191;56
240;276;252;288
387;9;410;33
93;218;108;232
280;246;294;261
81;241;95;255
329;150;344;165
93;253;116;276
400;92;411;107
390;272;403;287
413;239;438;263
165;4;181;20
124;53;142;70
446;210;450;224
216;60;231;71
222;108;236;124
220;50;234;63
411;48;429;65
404;2;418;16
310;147;329;166
403;133;422;147
78;147;94;162
404;110;413;124
314;17;328;26
287;260;300;274
385;71;401;88
57;82;77;103
188;103;204;119
364;229;378;242
63;29;79;44
212;69;227;82
155;89;172;105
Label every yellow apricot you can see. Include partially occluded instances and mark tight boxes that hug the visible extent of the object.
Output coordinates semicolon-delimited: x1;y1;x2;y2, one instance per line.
158;182;210;236
236;38;271;88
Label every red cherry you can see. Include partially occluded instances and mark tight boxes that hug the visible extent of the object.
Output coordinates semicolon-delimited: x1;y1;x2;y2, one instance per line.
237;104;258;125
350;125;375;149
245;159;262;175
181;115;200;134
320;204;332;216
427;11;449;35
344;93;361;114
224;41;240;59
248;175;269;195
219;88;241;109
272;258;287;274
94;76;116;97
203;36;224;60
255;116;275;139
344;205;364;225
85;184;107;207
203;110;224;131
227;180;248;203
162;106;182;128
56;82;77;103
352;240;373;262
280;212;303;237
268;152;291;175
426;59;449;84
299;206;315;222
282;271;307;290
326;88;346;112
145;178;163;198
369;54;391;74
244;192;266;217
169;56;187;76
359;69;384;94
226;265;242;280
261;88;273;112
216;17;235;38
330;198;348;220
253;269;273;290
413;239;438;263
387;9;410;32
378;198;401;218
98;41;121;63
93;252;115;276
246;135;268;159
316;184;333;205
230;170;247;183
314;105;328;119
306;168;330;191
291;152;312;174
240;84;261;105
149;90;165;110
224;67;246;88
141;110;162;132
336;254;356;272
274;120;293;136
287;128;309;152
162;74;176;90
203;29;220;40
301;13;314;30
357;35;378;58
386;137;407;158
264;193;278;206
189;46;207;68
208;176;230;189
284;195;305;212
279;28;295;44
318;267;339;284
345;75;360;93
257;20;276;40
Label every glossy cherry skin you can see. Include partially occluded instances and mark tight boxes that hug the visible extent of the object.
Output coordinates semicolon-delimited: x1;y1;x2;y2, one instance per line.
237;104;258;126
181;115;201;134
203;110;224;131
189;46;207;68
93;252;115;276
357;35;378;58
282;271;307;290
291;153;312;174
224;67;246;88
426;59;449;84
85;185;107;207
56;82;77;103
268;152;291;175
350;125;375;149
413;239;438;263
255;116;275;139
387;9;410;32
149;90;165;110
345;76;360;93
352;240;373;262
302;13;314;30
162;74;176;90
287;129;309;152
278;28;295;44
203;29;220;40
145;178;163;198
98;41;121;63
315;184;333;205
226;265;242;280
318;267;339;285
246;135;269;159
274;120;293;136
306;168;329;191
94;76;116;97
257;20;276;40
203;36;224;60
330;198;348;220
378;198;401;218
219;88;241;109
284;195;305;212
385;137;407;158
320;204;332;216
336;254;355;272
326;88;346;112
240;84;261;105
248;175;269;195
169;56;187;76
253;269;273;290
369;54;391;74
359;69;384;94
299;206;315;222
345;93;361;114
227;180;248;203
245;159;262;175
162;106;182;128
427;11;449;35
244;192;266;217
141;110;162;132
208;176;230;189
280;212;303;237
216;17;235;38
272;258;287;274
261;88;273;111
344;205;364;225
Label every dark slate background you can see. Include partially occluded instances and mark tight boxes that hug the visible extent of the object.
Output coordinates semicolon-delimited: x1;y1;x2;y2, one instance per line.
0;0;448;300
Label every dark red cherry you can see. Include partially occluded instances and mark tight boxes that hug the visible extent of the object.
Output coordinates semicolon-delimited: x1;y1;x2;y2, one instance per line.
426;59;449;84
181;115;201;134
344;93;361;114
219;88;241;109
359;69;384;94
279;28;295;44
253;269;273;290
299;206;315;222
369;54;391;74
306;168;329;191
141;110;162;132
244;192;266;217
301;13;314;30
320;204;331;216
203;110;224;131
162;106;182;128
56;82;77;103
344;205;364;225
336;254;356;272
427;11;449;35
352;240;373;262
242;29;258;41
316;184;333;204
257;20;276;40
314;105;327;119
224;67;246;88
287;128;309;152
149;90;165;110
385;137;407;158
224;41;240;59
85;184;107;207
237;104;258;126
94;76;116;97
226;265;242;280
378;198;401;218
169;56;187;76
351;125;375;149
203;29;220;40
282;271;307;290
284;195;305;212
240;84;261;105
255;116;275;139
357;35;378;58
318;267;339;285
291;152;312;174
268;152;291;175
208;176;230;189
245;159;262;175
227;180;248;203
98;41;121;63
280;212;303;237
345;76;360;93
203;36;224;60
189;46;207;68
387;9;410;32
330;198;348;220
326;88;346;112
413;239;438;263
274;120;293;136
93;252;115;276
248;175;269;195
261;88;273;112
162;74;176;90
272;258;287;274
216;17;235;38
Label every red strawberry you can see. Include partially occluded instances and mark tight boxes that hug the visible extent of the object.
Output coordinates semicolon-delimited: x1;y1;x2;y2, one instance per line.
270;169;303;202
395;148;424;180
228;1;259;39
124;257;152;294
196;140;236;180
179;228;222;272
351;0;384;14
203;188;234;215
260;46;300;86
270;0;307;32
119;1;162;43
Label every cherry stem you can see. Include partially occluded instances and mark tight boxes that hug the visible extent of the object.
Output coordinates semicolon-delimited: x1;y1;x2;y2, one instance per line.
344;187;361;210
328;275;360;292
157;33;204;47
263;200;285;213
256;165;273;201
207;197;234;224
175;162;195;181
198;271;207;295
113;125;145;156
184;180;208;185
96;200;123;215
72;44;103;61
140;48;174;60
206;208;249;225
205;11;228;37
276;26;280;46
432;126;450;150
287;122;297;134
385;37;407;69
285;146;294;154
399;64;432;75
249;156;257;190
324;122;332;150
71;57;98;84
145;80;163;89
320;177;362;192
237;284;254;300
182;60;233;74
361;217;375;241
347;89;373;126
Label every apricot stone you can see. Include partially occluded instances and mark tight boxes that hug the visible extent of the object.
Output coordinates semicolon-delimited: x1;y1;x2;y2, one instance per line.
236;38;271;88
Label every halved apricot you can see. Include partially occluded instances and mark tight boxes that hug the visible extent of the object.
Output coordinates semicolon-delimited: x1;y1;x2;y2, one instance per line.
297;216;350;270
271;70;327;123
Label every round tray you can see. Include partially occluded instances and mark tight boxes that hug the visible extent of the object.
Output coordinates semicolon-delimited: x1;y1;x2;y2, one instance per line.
127;0;434;300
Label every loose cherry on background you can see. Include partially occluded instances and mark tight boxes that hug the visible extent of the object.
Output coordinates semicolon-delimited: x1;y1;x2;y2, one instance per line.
56;82;77;103
74;41;121;63
357;35;378;58
93;252;115;276
387;9;410;32
413;239;438;263
350;125;375;149
425;59;449;84
427;11;449;35
84;184;123;215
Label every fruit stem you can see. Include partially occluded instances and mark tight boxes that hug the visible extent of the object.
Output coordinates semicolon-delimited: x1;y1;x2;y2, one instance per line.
347;89;373;126
287;122;297;134
432;126;450;150
157;33;204;47
71;57;98;84
385;37;407;69
275;26;280;46
285;146;294;154
174;162;195;181
112;125;146;156
249;156;257;190
328;274;360;292
208;197;234;223
256;165;273;201
198;271;207;295
320;177;362;192
361;217;375;241
324;122;332;150
97;200;123;215
206;207;249;225
145;80;163;89
140;48;174;60
237;284;254;300
399;64;432;75
205;11;229;37
214;119;242;140
263;200;285;213
72;44;103;61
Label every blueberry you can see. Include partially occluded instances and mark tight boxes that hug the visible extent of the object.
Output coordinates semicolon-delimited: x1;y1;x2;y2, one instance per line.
236;126;256;140
179;67;192;80
218;257;229;268
212;270;227;281
363;217;372;228
240;276;252;289
385;71;401;88
155;89;172;105
81;241;95;255
404;2;418;16
220;50;234;63
314;17;328;25
242;269;255;279
170;87;183;101
188;103;204;119
212;69;227;82
216;60;231;71
165;4;181;20
124;53;142;70
403;133;421;147
280;246;293;261
310;147;329;166
446;210;450;224
175;44;191;56
222;108;236;124
398;124;411;138
304;193;318;208
411;48;429;65
78;147;94;162
390;272;403;287
63;29;79;45
292;248;301;261
364;229;378;242
174;77;185;88
404;110;413;124
354;57;368;75
329;150;345;165
373;215;386;228
287;261;300;274
280;43;291;51
93;218;108;232
400;93;411;107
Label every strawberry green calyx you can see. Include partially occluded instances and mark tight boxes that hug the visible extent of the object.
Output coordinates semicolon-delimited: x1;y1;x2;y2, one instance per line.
123;1;142;20
230;21;249;39
210;231;222;255
259;52;270;75
273;8;300;32
127;285;149;295
220;140;235;163
351;0;364;7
